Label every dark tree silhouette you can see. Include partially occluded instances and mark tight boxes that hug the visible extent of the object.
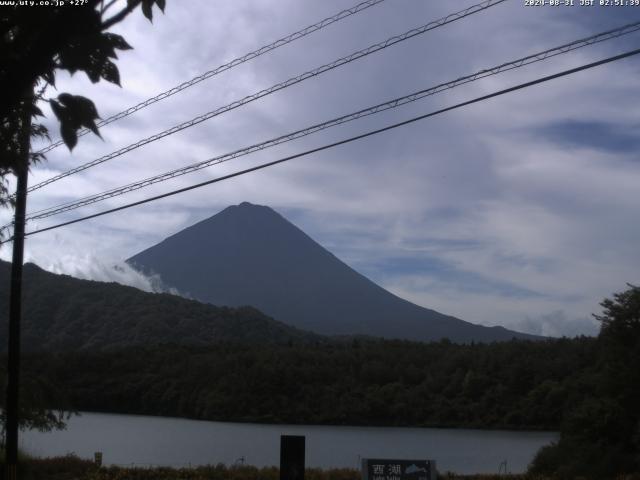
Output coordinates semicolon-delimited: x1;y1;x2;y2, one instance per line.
595;283;640;344
0;0;166;434
530;284;640;478
0;0;166;207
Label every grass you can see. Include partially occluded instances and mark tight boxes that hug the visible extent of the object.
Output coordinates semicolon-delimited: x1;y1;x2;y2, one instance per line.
2;455;640;479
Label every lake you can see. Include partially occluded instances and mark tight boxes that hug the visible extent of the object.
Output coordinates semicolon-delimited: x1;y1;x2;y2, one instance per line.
20;412;557;475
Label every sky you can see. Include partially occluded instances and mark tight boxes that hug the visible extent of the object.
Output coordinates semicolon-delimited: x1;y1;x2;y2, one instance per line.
2;0;640;337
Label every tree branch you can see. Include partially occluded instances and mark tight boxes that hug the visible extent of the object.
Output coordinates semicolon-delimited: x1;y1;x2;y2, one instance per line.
101;0;119;16
101;0;142;30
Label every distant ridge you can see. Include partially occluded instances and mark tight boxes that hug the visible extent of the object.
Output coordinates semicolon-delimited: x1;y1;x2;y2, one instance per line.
128;202;539;343
0;260;320;352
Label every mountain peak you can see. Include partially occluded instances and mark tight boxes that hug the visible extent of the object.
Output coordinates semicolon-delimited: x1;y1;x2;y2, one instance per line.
128;204;538;343
214;201;285;223
230;201;264;211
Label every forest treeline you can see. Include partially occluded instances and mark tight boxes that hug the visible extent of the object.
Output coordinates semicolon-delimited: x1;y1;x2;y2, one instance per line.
13;312;637;480
16;337;595;430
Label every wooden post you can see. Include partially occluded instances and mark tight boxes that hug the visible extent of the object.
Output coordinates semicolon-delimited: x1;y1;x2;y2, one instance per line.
280;435;305;480
4;94;32;480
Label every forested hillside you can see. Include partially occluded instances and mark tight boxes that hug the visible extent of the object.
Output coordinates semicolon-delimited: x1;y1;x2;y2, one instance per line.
0;261;319;351
17;337;595;430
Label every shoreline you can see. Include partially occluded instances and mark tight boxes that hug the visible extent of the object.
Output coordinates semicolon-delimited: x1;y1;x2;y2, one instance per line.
69;409;561;434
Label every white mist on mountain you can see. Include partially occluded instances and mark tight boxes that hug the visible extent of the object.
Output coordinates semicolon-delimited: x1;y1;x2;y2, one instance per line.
515;311;599;338
40;254;183;296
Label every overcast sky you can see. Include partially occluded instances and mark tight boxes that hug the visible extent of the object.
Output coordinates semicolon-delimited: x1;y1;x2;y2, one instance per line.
2;0;640;337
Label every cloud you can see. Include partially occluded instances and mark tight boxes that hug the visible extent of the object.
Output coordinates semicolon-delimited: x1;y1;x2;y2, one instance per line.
34;253;181;295
536;120;640;153
516;311;600;338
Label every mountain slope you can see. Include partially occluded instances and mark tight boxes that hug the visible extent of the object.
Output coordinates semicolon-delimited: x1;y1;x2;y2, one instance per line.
128;202;538;343
0;260;320;352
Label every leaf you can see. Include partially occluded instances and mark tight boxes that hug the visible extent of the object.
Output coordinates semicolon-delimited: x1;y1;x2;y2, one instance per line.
58;32;124;83
85;64;102;83
49;100;64;121
141;0;153;21
57;44;84;75
73;96;100;120
63;95;100;122
51;94;102;149
97;34;118;59
104;33;133;51
57;93;74;106
155;0;166;12
81;118;101;138
60;123;78;151
73;98;101;138
100;60;121;86
57;96;83;127
43;71;56;87
30;151;46;165
30;123;50;141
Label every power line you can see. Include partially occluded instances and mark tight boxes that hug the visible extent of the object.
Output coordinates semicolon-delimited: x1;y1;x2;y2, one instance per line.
25;0;507;194
35;0;389;156
7;47;638;244
22;21;640;222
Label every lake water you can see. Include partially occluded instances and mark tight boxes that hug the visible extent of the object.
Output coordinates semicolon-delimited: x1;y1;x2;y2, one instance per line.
20;412;557;475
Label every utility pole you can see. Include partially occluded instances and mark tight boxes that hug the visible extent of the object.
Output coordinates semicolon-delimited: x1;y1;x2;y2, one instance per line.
5;94;32;480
